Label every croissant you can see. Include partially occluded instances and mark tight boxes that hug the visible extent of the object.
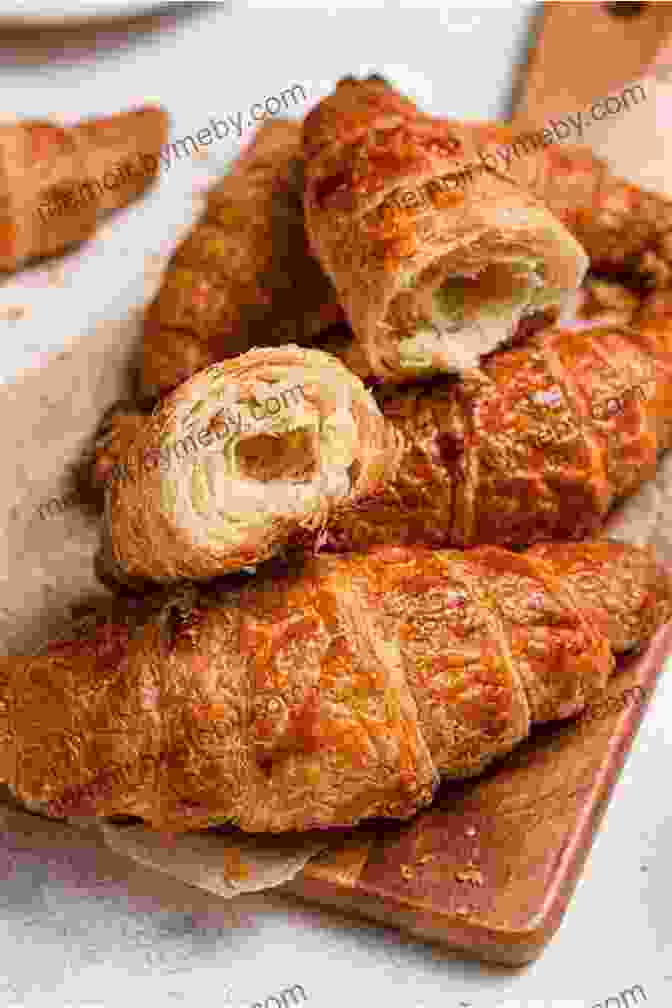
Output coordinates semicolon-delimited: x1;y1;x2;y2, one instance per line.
140;119;346;399
0;540;668;834
101;346;401;584
0;105;168;272
302;77;588;382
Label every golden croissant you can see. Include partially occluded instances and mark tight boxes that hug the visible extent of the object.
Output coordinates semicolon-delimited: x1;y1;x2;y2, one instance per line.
302;77;588;381
0;541;669;834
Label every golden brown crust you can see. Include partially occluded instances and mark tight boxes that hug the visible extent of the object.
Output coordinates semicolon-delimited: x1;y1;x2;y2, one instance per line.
528;540;672;654
1;540;668;833
466;121;672;292
326;314;672;551
0;106;168;272
302;79;587;381
141;119;344;399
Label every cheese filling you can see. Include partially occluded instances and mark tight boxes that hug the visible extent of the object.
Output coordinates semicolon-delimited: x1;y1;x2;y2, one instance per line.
158;365;359;550
398;258;560;373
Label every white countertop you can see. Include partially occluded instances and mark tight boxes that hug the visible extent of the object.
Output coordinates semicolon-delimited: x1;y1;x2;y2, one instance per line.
0;4;670;1007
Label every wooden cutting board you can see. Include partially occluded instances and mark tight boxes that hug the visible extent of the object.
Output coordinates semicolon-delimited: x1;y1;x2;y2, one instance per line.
286;625;672;965
511;0;672;197
285;4;672;963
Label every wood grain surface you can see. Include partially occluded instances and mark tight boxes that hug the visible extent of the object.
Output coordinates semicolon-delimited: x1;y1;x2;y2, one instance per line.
286;624;672;964
514;1;672;128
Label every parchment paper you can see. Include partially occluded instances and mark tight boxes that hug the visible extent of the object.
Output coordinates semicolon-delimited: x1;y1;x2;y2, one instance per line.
0;305;327;899
2;85;672;901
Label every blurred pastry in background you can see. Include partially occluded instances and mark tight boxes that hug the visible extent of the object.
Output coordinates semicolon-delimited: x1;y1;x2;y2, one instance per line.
0;105;168;273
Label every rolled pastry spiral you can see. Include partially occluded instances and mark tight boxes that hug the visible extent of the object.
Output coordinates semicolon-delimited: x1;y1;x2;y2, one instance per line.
302;77;588;382
102;346;402;583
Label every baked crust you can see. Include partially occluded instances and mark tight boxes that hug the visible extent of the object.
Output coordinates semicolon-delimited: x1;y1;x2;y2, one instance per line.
0;106;168;272
302;78;588;381
141;119;345;399
467;121;672;292
1;541;668;833
326;314;672;551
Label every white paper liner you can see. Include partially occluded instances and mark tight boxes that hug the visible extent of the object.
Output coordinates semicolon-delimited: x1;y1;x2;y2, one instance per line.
1;279;671;903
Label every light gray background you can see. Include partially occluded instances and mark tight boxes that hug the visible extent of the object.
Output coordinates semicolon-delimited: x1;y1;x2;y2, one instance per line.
0;4;670;1007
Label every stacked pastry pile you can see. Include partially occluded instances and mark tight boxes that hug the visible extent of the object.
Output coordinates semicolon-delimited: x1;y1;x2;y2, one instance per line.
2;76;672;836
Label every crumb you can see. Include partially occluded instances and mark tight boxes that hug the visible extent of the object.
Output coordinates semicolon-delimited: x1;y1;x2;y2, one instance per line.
400;864;415;881
416;853;435;865
1;305;28;321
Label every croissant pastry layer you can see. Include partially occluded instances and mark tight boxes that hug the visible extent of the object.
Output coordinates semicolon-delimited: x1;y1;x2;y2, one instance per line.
100;306;672;582
0;541;669;834
302;77;588;381
466;120;672;295
102;345;402;584
327;312;672;551
0;105;168;272
141;119;344;399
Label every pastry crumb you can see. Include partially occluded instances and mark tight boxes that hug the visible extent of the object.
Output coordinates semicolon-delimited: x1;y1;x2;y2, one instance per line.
400;864;415;881
416;853;435;865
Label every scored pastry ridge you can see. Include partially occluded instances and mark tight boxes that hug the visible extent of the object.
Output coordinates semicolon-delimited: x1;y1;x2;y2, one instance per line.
1;540;668;833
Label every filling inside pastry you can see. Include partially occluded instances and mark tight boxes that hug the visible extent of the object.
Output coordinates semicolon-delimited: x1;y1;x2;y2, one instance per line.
396;256;559;374
157;364;358;550
235;429;320;483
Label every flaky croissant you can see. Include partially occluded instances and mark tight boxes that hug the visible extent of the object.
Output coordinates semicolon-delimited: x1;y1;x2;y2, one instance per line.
99;307;672;581
101;346;401;584
0;105;168;272
141;119;346;399
0;541;669;834
302;77;588;381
